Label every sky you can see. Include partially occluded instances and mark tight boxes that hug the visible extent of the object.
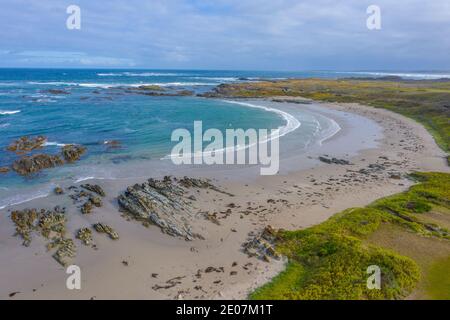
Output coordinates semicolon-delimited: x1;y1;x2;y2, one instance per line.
0;0;449;70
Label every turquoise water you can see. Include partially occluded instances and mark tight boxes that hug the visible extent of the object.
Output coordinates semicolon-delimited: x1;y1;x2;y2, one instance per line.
0;69;447;208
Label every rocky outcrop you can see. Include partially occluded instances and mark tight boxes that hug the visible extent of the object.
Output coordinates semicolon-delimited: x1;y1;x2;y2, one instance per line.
102;140;122;150
5;137;87;176
242;225;282;262
175;90;194;96
81;184;106;197
7;136;46;154
178;176;235;196
135;85;166;91
43;89;70;95
0;167;9;174
93;223;119;240
118;176;233;240
54;186;64;195
81;200;93;214
319;156;351;165
76;228;93;245
12;154;64;175
50;238;76;266
118;176;197;240
11;206;75;266
61;144;86;162
80;194;102;214
68;185;104;214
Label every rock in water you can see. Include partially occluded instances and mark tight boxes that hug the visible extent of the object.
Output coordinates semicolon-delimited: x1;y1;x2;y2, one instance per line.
6;136;46;153
43;89;70;95
12;154;64;175
0;167;9;174
61;144;86;163
118;176;199;240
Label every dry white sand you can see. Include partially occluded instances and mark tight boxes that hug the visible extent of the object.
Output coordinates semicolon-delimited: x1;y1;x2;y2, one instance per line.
0;98;447;300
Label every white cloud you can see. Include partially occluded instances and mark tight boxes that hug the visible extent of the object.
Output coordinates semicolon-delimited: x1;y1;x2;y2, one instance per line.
0;0;449;69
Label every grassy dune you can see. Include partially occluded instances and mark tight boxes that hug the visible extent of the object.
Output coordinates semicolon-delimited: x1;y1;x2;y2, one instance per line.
204;79;450;160
250;172;450;300
206;78;450;299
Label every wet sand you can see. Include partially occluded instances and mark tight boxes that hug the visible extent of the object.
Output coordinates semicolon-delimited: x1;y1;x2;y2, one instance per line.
0;98;448;300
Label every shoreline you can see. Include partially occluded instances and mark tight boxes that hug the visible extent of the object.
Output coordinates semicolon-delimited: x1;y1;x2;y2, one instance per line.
0;98;340;210
0;98;448;299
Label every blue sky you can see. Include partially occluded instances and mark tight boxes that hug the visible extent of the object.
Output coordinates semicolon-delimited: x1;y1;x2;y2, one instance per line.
0;0;449;70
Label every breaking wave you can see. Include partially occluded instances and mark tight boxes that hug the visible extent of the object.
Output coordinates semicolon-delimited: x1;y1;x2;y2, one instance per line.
0;110;21;115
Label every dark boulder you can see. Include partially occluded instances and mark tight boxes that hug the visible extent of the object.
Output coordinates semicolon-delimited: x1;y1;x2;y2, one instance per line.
7;136;46;154
12;154;64;175
61;144;86;163
0;167;9;174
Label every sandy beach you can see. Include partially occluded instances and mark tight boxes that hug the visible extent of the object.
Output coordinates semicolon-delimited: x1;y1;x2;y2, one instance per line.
0;98;448;300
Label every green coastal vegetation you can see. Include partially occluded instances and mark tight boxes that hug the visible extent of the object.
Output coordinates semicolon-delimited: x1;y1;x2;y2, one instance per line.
215;78;450;300
204;78;450;162
250;172;450;300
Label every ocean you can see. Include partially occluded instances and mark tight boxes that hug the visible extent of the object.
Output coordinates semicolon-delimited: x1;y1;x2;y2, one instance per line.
0;68;448;209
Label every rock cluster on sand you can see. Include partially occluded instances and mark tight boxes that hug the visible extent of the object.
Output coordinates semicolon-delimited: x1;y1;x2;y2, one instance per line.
118;176;197;240
93;223;119;240
9;183;121;266
48;238;77;266
68;184;104;214
242;225;282;262
81;184;106;197
319;156;351;165
76;228;93;245
68;184;106;214
10;206;77;266
118;176;232;240
54;186;64;195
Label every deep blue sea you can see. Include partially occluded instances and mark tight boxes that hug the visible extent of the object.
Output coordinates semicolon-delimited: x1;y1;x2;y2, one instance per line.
0;69;448;208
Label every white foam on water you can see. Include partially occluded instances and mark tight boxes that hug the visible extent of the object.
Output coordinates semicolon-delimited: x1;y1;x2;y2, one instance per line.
43;141;67;147
28;81;217;88
97;72;185;77
149;82;217;87
0;110;21;115
189;77;239;82
74;176;96;183
163;100;301;160
0;184;55;210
